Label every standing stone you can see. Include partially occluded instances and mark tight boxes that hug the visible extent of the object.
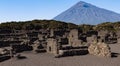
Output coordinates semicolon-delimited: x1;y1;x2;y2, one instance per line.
88;42;111;57
68;29;82;47
47;38;60;56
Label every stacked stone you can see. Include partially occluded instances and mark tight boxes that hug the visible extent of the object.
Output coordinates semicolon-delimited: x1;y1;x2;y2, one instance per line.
32;40;40;53
88;41;111;57
0;48;8;55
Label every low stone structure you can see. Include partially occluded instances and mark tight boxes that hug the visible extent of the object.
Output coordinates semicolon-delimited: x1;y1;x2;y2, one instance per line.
32;40;40;53
0;28;117;58
68;29;82;47
116;31;120;38
87;35;98;44
98;30;109;42
88;41;111;57
32;40;46;53
46;38;60;56
0;48;9;55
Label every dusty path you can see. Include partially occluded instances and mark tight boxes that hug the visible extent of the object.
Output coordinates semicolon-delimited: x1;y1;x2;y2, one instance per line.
0;44;120;66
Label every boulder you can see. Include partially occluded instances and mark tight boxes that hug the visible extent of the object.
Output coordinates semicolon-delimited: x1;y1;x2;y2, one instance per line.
59;50;64;55
88;42;111;57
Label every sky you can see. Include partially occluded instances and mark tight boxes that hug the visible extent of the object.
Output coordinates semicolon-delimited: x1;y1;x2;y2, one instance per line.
0;0;120;23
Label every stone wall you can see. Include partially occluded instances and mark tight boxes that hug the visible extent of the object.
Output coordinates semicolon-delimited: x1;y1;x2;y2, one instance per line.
68;29;82;47
46;38;59;55
87;35;98;44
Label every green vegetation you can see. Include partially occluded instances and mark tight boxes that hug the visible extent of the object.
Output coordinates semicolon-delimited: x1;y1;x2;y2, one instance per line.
0;20;78;30
78;24;94;33
94;22;120;32
0;20;120;32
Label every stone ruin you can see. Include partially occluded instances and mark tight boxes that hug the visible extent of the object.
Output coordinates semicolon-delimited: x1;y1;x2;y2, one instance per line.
116;31;120;44
68;29;82;47
97;30;117;43
32;40;45;53
46;29;88;57
46;38;60;57
87;35;98;44
46;37;88;58
0;28;119;58
117;38;120;44
0;48;9;55
88;41;111;57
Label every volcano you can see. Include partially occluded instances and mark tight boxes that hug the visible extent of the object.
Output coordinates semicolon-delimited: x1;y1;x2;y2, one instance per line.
53;1;120;24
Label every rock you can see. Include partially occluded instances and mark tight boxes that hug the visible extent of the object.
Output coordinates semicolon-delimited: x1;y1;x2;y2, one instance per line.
0;48;9;55
59;50;64;56
88;42;111;57
32;44;39;53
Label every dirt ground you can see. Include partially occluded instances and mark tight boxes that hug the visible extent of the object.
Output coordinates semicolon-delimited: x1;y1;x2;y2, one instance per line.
0;44;120;66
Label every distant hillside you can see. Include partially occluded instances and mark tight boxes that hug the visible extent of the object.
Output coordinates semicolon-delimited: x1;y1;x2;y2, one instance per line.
53;1;120;25
0;20;120;32
0;20;78;30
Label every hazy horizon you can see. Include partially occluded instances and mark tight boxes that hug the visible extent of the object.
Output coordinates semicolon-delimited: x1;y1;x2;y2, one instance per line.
0;0;120;23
